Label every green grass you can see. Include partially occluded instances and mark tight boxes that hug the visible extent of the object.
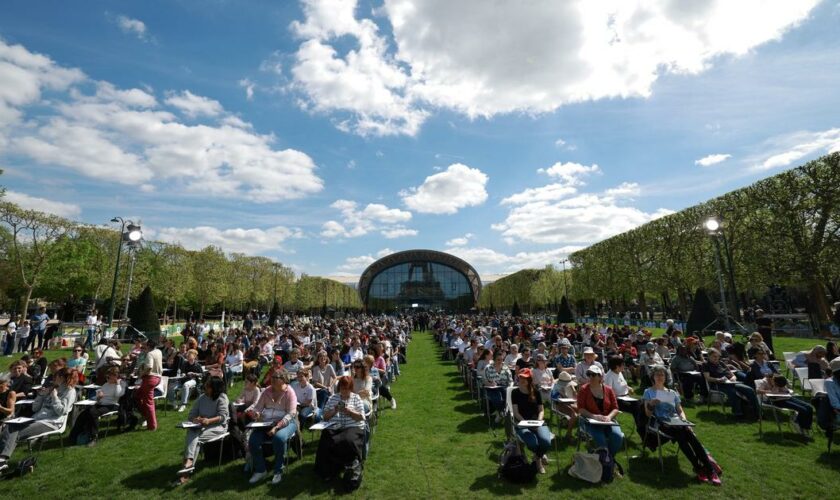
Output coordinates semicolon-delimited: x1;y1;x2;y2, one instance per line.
2;333;839;499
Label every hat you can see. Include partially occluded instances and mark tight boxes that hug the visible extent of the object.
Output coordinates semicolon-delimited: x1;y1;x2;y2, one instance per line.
518;368;533;378
645;342;656;351
830;357;840;374
559;338;572;347
582;347;595;355
274;355;283;364
686;336;698;345
556;371;573;382
586;364;604;376
535;353;547;362
723;332;732;340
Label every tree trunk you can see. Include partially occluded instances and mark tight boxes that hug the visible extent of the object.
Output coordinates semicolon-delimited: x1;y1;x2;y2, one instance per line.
19;285;34;320
809;278;832;329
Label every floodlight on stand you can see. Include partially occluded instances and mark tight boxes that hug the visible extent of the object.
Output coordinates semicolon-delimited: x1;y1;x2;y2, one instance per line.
126;223;143;242
704;217;720;233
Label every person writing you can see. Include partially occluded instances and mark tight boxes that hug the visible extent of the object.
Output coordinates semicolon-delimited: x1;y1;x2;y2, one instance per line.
511;369;552;474
643;366;720;485
247;371;298;485
70;367;125;447
576;365;623;468
175;376;230;486
314;376;366;480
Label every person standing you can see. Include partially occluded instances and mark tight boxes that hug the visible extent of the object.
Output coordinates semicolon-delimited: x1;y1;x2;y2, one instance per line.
85;310;98;350
135;339;163;431
754;309;774;358
29;307;49;351
3;317;16;357
15;320;30;353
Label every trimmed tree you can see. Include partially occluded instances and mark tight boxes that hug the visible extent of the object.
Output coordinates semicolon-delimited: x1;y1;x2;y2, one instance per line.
512;300;522;318
268;300;280;326
557;295;575;324
129;285;162;340
686;287;720;334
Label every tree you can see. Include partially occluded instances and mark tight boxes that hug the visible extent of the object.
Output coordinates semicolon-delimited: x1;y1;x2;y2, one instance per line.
0;202;75;318
268;300;280;326
128;285;161;339
557;295;575;323
686;288;720;334
511;300;521;318
188;246;228;318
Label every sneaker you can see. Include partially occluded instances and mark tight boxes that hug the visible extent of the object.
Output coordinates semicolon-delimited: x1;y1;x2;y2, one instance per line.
391;398;397;410
540;455;549;465
87;439;98;448
697;471;709;483
709;471;722;486
535;459;546;474
271;473;283;485
0;463;7;473
177;405;186;413
249;472;267;484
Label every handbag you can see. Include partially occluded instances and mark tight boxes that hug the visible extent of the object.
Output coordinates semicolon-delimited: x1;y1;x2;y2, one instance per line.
568;451;602;483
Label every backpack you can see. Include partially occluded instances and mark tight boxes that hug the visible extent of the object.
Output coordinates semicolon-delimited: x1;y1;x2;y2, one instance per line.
498;441;537;483
568;451;601;483
596;448;615;483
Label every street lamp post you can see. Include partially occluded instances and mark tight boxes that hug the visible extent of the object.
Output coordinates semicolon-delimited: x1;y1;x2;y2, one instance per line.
704;217;731;331
122;244;139;321
560;259;570;298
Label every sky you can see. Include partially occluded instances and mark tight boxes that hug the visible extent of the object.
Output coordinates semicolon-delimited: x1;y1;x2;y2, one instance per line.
1;0;839;282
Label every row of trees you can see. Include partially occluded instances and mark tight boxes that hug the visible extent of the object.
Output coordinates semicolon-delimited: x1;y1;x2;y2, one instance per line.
478;266;572;313
0;200;361;322
568;153;840;330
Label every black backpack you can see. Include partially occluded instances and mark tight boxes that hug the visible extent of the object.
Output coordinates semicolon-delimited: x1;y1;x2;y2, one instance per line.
597;448;615;483
498;441;537;483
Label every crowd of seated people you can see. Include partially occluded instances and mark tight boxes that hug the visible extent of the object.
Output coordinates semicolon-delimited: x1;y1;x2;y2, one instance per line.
439;313;839;485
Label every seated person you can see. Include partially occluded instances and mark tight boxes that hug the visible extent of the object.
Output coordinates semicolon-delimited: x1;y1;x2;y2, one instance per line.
283;348;304;376
746;332;773;360
94;340;123;384
247;371;298;485
575;347;603;384
294;368;320;423
0;368;78;471
822;358;840;427
515;347;534;372
503;344;521;371
261;356;285;388
351;360;373;414
243;344;261;377
0;375;16;424
643;366;720;485
576;365;624;464
755;373;813;436
315;376;366;480
550;371;578;442
235;374;262;417
746;349;777;386
484;351;513;423
225;343;244;385
553;340;577;375
364;354;396;409
70;367;125;446
604;356;638;414
175;376;230;485
311;350;337;409
670;346;707;402
511;369;552;474
792;346;829;379
8;360;34;397
531;354;555;402
702;348;760;419
170;349;204;412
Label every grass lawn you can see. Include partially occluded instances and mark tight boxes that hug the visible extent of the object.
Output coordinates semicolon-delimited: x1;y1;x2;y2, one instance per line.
2;333;839;499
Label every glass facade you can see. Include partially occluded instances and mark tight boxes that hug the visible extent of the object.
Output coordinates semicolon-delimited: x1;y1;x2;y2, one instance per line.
366;261;475;312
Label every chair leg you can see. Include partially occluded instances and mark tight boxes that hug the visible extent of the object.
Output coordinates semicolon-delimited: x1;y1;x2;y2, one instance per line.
657;431;663;472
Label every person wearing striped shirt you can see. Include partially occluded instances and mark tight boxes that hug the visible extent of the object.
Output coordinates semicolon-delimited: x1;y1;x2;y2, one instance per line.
315;376;366;480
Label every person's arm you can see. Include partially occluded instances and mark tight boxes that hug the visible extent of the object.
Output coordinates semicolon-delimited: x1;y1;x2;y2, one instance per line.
0;391;15;416
606;389;620;420
189;397;201;421
512;401;524;422
52;386;76;416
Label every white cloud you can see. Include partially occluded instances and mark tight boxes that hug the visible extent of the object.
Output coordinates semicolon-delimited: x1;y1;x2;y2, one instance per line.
401;163;488;214
695;153;731;166
752;128;840;170
156;225;302;254
554;138;566;147
239;79;255;100
443;245;584;274
495;161;670;245
337;247;394;271
115;15;148;41
321;199;413;238
0;39;324;203
381;226;417;239
164;90;224;118
288;0;817;136
3;190;81;218
445;233;474;247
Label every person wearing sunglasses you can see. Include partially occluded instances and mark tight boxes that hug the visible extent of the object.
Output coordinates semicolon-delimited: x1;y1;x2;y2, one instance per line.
247;371;298;485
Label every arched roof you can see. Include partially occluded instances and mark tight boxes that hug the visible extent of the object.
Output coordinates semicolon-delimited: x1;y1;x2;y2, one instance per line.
357;249;482;305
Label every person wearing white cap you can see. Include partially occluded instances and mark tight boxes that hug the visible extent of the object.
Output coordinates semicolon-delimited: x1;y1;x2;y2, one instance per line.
575;347;604;384
576;364;624;466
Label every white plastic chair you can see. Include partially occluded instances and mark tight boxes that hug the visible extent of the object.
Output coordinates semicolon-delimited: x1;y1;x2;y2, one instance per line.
154;376;170;415
782;352;796;377
25;416;68;456
792;367;809;393
809;378;826;395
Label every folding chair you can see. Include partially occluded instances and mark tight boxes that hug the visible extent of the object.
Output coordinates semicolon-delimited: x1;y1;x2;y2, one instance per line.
753;381;795;437
25;416;68;457
154;376;170;416
504;386;560;474
98;406;120;439
792;367;808;393
704;377;728;413
641;417;679;472
781;352;796;377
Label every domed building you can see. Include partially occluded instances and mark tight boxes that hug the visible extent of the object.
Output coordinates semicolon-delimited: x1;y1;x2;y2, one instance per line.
357;249;481;313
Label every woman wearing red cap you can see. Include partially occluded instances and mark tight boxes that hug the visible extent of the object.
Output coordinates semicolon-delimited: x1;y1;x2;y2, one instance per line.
512;368;552;474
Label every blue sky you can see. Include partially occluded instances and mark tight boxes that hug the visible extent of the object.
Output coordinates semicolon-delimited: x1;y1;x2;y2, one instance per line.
1;0;839;280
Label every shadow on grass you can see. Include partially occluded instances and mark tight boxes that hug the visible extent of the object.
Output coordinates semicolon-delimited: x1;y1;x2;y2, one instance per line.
453;402;480;415
693;410;744;425
625;454;694;488
817;451;840;471
457;414;495;434
468;472;541;495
